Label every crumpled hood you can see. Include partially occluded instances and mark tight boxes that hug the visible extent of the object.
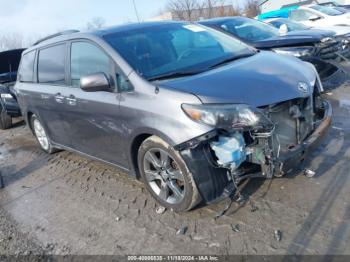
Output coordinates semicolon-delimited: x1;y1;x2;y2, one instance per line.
160;51;316;107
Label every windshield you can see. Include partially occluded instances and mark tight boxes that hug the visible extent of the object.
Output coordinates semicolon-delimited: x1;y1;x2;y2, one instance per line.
104;23;254;80
310;5;345;16
218;17;279;42
271;19;310;31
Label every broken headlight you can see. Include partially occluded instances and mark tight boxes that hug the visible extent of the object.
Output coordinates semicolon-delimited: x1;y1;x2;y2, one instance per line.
273;46;314;58
182;104;271;130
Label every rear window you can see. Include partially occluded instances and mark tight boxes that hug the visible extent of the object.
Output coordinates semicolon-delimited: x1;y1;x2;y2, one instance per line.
38;44;66;84
19;51;35;83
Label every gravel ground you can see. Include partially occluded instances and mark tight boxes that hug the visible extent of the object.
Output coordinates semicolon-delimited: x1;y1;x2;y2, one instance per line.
0;84;350;256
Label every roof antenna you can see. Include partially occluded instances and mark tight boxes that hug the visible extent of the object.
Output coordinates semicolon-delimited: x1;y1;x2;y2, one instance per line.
132;0;141;23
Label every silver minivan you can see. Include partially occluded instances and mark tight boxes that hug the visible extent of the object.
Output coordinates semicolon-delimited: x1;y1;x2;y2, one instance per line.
15;22;331;211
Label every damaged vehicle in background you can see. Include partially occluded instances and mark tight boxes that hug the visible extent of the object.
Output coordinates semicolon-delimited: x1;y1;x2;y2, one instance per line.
15;22;331;212
0;49;25;129
199;17;350;84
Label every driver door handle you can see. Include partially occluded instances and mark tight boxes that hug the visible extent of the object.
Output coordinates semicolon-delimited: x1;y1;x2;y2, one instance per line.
54;93;65;104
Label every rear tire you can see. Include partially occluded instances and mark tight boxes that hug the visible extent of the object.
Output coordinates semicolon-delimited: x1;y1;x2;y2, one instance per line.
0;102;12;130
138;136;200;212
30;115;57;154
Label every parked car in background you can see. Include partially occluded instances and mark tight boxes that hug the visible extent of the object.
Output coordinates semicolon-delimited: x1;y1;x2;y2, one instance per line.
15;22;331;212
0;49;25;129
265;17;350;37
199;17;348;81
319;1;350;11
289;5;350;27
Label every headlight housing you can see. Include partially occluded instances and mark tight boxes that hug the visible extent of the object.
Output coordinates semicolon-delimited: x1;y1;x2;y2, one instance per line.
182;104;272;130
273;46;314;58
0;93;13;99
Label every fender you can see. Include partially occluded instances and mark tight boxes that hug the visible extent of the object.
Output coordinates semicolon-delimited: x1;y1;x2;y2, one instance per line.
126;127;177;178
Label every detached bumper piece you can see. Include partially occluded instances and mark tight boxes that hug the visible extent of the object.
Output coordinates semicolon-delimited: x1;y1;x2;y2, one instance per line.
178;97;332;204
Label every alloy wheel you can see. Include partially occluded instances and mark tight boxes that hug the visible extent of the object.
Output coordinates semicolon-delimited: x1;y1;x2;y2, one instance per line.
143;148;185;204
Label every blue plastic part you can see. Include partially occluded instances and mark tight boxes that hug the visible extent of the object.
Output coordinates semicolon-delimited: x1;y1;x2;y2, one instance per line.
210;133;246;169
258;6;299;20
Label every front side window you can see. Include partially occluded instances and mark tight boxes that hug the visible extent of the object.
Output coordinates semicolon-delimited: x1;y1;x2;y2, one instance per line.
70;42;111;87
104;23;254;80
38;44;66;84
290;10;320;21
19;51;35;82
220;18;279;42
310;5;344;16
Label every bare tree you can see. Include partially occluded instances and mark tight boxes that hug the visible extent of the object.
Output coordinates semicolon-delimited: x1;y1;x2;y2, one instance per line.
244;0;261;18
167;0;200;21
86;17;106;30
207;0;241;18
166;0;242;21
0;33;24;52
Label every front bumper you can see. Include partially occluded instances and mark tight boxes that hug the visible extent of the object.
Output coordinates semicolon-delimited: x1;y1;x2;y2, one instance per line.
179;100;332;204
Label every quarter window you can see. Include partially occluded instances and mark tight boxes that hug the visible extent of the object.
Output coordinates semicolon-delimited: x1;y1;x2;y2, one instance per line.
70;42;111;87
19;51;35;82
38;44;66;84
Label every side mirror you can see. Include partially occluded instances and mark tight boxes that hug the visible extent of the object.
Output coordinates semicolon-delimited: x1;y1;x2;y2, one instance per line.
279;24;289;35
309;15;321;21
80;73;111;92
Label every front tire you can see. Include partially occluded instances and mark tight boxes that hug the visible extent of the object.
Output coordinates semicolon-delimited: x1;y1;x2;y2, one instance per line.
138;136;200;212
0;102;12;130
31;115;57;154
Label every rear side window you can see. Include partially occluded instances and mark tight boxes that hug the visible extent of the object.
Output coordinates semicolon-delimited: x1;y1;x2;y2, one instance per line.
38;44;66;84
19;51;35;82
70;42;111;87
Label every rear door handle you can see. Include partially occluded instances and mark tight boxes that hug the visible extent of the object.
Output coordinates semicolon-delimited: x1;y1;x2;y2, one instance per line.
54;93;65;103
66;95;77;106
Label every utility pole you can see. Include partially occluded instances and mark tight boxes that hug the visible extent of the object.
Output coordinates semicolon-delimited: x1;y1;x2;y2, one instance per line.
132;0;141;23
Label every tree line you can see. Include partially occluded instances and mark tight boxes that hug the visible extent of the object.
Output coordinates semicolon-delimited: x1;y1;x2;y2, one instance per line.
0;1;260;52
166;0;261;21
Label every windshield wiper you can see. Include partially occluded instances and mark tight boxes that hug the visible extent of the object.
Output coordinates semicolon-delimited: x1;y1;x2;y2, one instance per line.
147;70;204;81
208;53;255;70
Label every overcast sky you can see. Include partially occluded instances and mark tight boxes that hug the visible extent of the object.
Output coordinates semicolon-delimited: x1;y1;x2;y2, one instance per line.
0;0;244;41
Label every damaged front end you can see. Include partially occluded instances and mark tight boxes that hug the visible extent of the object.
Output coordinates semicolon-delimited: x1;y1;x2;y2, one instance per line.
176;81;332;204
307;36;350;83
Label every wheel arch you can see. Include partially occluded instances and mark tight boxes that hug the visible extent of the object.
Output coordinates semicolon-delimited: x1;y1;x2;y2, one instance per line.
128;129;177;179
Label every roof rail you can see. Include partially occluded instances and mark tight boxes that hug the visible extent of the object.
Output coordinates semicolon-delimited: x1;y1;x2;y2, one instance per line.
33;30;80;46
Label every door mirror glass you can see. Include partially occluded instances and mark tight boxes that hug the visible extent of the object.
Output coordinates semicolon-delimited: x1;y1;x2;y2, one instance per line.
80;73;111;92
279;24;289;35
309;15;321;21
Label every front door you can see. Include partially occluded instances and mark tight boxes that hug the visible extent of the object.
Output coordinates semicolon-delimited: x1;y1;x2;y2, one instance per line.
62;41;128;167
